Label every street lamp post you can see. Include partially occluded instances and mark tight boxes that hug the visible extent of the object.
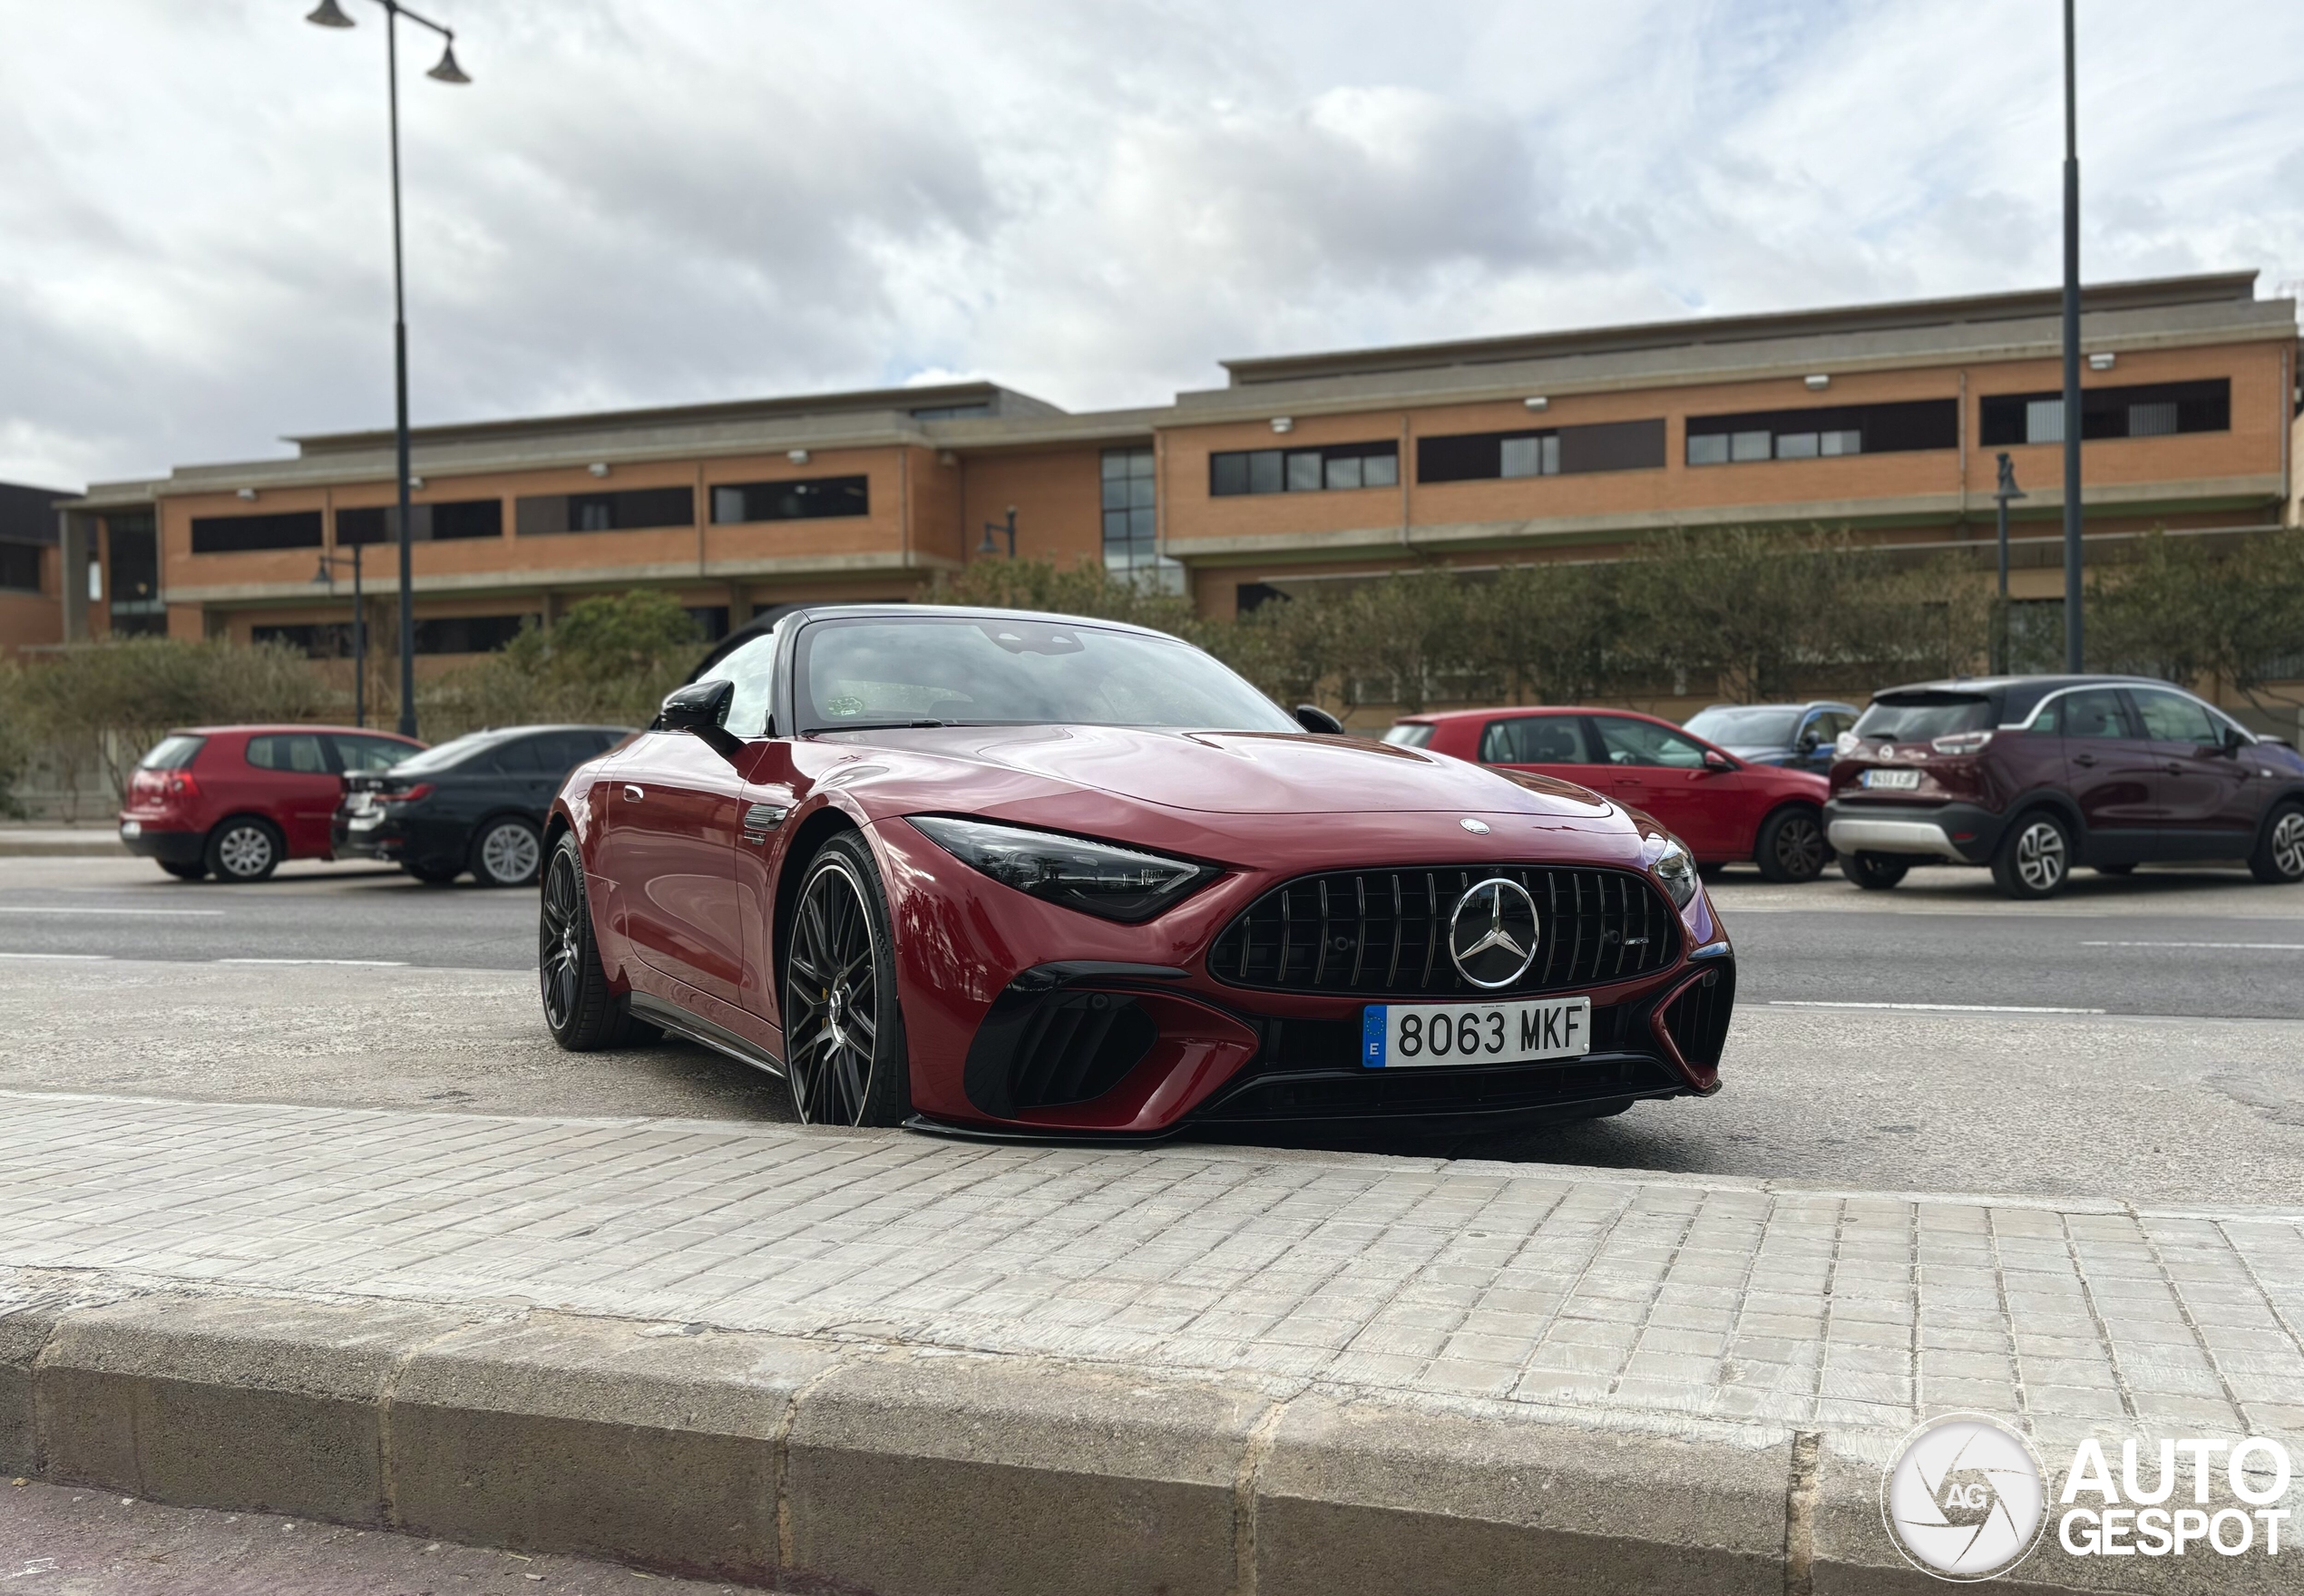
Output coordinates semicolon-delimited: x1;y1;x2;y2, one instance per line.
978;507;1019;559
313;544;367;727
306;0;468;737
1992;453;2027;676
2060;0;2084;672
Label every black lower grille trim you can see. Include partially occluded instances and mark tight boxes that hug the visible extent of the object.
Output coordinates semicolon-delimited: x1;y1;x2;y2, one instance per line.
1208;864;1677;998
1196;1052;1682;1124
1662;963;1735;1071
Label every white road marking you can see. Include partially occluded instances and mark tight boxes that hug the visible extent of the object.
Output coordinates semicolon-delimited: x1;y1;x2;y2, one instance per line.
215;958;409;967
2081;939;2304;951
1767;999;2108;1014
0;906;224;916
0;952;113;961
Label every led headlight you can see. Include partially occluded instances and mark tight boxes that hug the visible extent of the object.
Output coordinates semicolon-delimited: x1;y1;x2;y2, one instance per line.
1649;835;1700;910
908;815;1218;923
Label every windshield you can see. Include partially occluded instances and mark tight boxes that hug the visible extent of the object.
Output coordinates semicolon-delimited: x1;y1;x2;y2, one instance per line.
388;730;502;774
796;617;1297;735
1684;707;1801;746
1853;694;1996;743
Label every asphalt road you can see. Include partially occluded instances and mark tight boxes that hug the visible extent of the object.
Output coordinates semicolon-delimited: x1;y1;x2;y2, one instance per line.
1;851;2300;1202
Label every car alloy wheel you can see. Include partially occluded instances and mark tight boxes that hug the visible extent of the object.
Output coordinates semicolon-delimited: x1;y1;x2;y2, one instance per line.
476;819;542;887
1758;809;1829;883
2253;805;2304;885
784;837;907;1127
1993;813;2071;900
210;821;278;881
539;845;586;1033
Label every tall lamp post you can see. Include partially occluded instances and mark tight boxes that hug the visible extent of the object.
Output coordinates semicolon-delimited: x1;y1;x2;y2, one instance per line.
306;0;469;737
312;544;367;728
2060;0;2084;672
1992;453;2026;676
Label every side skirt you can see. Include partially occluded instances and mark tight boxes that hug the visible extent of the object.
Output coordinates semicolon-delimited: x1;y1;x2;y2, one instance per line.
628;992;786;1079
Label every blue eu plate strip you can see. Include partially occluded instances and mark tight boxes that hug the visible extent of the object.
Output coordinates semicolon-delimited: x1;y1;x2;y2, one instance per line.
1362;1007;1387;1069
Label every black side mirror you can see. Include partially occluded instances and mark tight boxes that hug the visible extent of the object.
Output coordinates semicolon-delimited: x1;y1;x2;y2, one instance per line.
1796;731;1820;754
1295;704;1344;735
2225;725;2252;754
659;678;743;763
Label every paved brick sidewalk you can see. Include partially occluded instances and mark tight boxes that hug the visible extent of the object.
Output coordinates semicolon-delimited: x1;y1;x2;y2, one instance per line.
3;1087;2301;1465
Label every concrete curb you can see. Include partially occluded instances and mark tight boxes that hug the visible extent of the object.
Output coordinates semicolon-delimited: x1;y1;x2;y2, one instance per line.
4;1282;2279;1594
0;837;122;857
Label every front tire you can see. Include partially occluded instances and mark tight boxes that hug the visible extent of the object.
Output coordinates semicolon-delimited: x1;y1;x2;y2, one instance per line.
1840;852;1909;890
539;834;654;1050
1754;807;1829;883
159;861;207;881
205;817;282;882
783;832;910;1127
2250;803;2304;885
1993;811;2073;900
473;817;544;887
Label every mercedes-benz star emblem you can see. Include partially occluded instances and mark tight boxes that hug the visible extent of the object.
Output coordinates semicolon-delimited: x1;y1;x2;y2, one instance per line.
1449;877;1540;989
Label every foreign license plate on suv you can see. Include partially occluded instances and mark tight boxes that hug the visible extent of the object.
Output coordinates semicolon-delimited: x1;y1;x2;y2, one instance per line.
1362;997;1592;1069
1860;768;1921;790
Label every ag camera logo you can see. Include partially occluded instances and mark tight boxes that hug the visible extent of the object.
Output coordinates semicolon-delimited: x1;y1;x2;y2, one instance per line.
1882;1415;2047;1581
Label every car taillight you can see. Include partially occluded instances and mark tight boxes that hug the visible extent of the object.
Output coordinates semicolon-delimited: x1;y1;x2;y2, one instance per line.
382;783;434;804
1930;732;1994;754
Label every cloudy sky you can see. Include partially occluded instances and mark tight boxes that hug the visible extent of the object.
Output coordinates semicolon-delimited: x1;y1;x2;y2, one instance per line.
4;0;2300;491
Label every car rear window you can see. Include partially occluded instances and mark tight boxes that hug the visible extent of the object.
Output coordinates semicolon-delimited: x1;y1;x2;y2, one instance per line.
138;734;206;770
1853;694;1996;743
1479;716;1593;764
1381;723;1435;748
388;730;498;774
332;734;417;772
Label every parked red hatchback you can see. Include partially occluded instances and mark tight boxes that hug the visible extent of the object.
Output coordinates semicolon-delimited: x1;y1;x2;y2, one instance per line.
118;725;425;881
1386;706;1834;881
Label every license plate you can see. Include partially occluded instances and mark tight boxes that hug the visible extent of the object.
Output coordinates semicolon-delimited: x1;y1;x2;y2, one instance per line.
1362;997;1592;1069
118;821;141;839
1860;768;1921;790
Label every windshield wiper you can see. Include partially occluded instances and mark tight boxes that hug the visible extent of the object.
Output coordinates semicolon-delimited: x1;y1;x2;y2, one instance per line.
807;719;953;734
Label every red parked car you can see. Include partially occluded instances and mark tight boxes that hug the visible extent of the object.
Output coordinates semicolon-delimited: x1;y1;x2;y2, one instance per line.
538;606;1735;1138
1384;706;1834;882
118;725;425;881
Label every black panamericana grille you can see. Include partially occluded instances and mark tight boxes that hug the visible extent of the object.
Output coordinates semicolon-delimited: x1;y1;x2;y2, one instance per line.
1206;865;1677;998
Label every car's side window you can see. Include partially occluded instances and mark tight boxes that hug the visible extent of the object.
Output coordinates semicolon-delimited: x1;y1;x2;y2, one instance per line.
2053;689;2133;739
711;633;780;738
1479;716;1591;764
246;733;331;774
2131;688;2219;746
1592;716;1707;768
487;737;552;774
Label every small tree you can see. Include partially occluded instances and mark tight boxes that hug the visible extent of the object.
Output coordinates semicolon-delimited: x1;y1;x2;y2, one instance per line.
2090;527;2304;714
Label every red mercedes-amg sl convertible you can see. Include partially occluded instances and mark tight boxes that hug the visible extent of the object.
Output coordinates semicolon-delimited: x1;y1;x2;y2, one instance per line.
539;604;1733;1139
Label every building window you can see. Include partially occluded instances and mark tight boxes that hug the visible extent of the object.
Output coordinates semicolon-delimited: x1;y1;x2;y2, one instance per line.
514;488;695;536
1684;399;1955;466
1102;447;1182;593
0;542;39;593
190;511;324;553
1978;379;2229;446
709;476;868;524
1209;440;1400;496
252;623;356;658
684;606;730;642
337;500;503;546
413;615;537;654
1418;419;1665;482
106;512;159;606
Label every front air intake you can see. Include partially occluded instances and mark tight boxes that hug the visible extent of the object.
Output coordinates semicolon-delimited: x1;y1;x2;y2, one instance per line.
1660;962;1735;1071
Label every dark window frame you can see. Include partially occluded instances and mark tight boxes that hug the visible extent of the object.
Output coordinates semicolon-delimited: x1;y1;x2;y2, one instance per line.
708;476;869;525
1419;418;1665;483
1978;379;2231;447
337;499;504;547
514;487;696;536
1209;440;1401;497
0;541;40;594
190;511;325;554
1684;399;1957;465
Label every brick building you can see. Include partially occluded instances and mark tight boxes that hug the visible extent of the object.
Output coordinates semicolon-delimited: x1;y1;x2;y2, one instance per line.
44;271;2303;688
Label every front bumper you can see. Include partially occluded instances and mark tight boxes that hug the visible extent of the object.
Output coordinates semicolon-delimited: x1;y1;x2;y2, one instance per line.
115;821;204;866
1823;799;2004;864
869;815;1733;1139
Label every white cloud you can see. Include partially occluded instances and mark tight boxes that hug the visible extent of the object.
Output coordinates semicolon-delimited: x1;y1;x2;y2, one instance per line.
1;0;2299;488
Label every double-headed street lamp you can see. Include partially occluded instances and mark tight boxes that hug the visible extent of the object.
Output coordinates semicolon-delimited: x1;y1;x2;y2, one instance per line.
312;544;368;728
306;0;468;737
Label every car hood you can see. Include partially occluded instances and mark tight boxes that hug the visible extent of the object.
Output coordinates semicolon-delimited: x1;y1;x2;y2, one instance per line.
825;724;1614;818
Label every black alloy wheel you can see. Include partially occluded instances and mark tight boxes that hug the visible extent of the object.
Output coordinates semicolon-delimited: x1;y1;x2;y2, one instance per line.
784;832;909;1127
1755;807;1830;883
538;834;656;1050
1840;852;1909;890
473;817;544;888
1992;811;2072;900
2251;803;2304;885
204;817;282;882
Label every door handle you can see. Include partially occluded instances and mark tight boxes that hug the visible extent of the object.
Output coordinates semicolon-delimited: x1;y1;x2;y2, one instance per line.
623;784;644;803
2071;754;2096;767
2163;763;2186;776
